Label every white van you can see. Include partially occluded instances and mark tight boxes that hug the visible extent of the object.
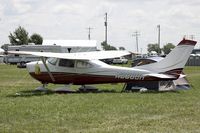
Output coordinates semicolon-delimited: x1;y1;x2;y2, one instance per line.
113;57;128;64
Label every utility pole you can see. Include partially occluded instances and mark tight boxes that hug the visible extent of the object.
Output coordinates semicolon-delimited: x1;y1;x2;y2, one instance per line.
190;35;195;40
132;31;140;53
157;25;161;50
86;27;93;40
104;12;108;44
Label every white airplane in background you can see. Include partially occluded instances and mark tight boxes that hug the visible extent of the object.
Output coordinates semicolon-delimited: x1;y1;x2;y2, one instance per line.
1;39;197;90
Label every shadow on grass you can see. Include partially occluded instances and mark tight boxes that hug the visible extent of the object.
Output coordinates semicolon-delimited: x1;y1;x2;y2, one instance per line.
6;89;119;98
7;90;55;98
138;90;181;94
6;88;181;98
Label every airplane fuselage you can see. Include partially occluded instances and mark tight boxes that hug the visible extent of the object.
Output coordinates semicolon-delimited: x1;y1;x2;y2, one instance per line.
26;59;175;85
2;39;195;86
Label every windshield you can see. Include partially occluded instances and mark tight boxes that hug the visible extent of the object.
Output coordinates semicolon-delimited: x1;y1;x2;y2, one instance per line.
47;58;58;65
76;60;92;68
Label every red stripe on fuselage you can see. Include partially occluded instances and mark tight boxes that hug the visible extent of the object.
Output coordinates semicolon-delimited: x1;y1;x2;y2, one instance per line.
29;72;176;85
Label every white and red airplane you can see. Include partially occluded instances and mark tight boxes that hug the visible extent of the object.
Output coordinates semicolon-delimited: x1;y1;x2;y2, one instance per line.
1;39;197;90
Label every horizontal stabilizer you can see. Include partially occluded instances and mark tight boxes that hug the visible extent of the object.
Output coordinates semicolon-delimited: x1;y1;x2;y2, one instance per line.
144;73;177;80
179;74;186;78
7;50;130;60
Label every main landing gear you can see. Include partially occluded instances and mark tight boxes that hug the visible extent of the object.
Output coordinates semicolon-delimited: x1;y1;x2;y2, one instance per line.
35;83;48;91
78;85;98;93
35;83;76;93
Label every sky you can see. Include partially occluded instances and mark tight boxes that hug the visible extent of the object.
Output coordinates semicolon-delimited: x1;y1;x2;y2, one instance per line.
0;0;200;53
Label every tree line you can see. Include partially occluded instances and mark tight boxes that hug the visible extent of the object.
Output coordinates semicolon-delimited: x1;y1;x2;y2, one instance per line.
8;26;43;45
102;41;175;55
147;43;175;55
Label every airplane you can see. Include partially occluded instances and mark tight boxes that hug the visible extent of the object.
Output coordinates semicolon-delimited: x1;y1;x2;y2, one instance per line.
1;39;197;91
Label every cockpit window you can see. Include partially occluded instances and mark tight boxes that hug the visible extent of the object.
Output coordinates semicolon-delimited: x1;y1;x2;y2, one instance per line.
59;59;75;67
76;60;92;68
48;58;58;65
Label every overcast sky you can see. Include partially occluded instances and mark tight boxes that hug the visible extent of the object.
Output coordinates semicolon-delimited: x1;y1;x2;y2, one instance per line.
0;0;200;53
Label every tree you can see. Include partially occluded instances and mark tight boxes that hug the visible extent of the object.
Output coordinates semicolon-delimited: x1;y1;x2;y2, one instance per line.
162;43;175;54
101;41;117;50
119;47;125;50
29;33;43;45
8;26;43;45
147;43;161;54
8;26;29;45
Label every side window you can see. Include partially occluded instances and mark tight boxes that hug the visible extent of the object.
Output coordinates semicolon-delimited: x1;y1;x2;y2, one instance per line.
76;61;92;68
59;59;75;67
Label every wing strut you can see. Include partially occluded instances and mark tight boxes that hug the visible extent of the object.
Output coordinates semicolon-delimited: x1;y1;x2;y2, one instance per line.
41;57;55;82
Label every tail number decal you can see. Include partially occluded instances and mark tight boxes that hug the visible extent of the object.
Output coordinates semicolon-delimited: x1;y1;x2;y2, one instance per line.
115;73;144;80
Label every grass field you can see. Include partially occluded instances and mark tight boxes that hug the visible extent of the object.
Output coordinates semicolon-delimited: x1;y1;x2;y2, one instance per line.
0;64;200;133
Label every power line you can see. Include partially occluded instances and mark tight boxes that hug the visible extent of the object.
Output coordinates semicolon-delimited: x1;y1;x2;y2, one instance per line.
86;27;93;40
132;31;140;53
183;35;195;40
157;25;161;50
104;12;108;44
190;35;195;40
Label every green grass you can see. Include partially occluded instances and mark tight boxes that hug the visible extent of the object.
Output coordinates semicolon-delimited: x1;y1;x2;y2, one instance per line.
0;64;200;133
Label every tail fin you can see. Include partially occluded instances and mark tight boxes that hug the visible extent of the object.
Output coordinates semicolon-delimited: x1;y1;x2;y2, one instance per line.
135;39;197;76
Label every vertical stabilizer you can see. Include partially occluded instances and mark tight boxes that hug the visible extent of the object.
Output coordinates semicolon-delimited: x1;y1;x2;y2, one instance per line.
135;39;197;76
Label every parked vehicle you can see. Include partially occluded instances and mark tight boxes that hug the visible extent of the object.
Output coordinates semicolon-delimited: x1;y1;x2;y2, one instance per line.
112;57;128;64
100;58;113;64
2;45;62;66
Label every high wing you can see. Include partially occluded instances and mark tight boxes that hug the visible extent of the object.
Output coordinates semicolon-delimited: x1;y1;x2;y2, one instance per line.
7;50;130;60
